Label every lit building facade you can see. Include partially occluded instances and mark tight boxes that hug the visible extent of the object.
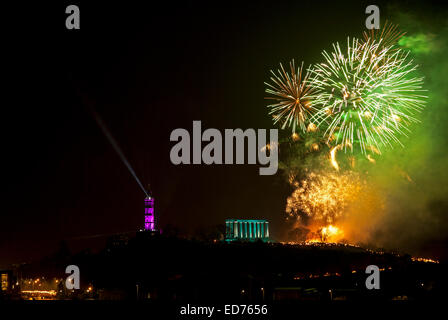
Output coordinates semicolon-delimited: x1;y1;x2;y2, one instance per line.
225;219;269;242
144;196;155;231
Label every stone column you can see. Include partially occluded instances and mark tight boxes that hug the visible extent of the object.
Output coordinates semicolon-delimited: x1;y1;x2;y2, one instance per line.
240;221;243;238
233;221;236;238
254;222;257;238
249;222;252;239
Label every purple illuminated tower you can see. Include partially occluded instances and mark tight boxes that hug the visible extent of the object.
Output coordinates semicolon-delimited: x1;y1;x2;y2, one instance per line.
144;196;155;231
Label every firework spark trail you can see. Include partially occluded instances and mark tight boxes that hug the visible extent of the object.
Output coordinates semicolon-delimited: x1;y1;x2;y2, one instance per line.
286;171;362;225
310;37;426;154
363;21;405;50
265;60;317;133
264;35;426;156
330;145;341;171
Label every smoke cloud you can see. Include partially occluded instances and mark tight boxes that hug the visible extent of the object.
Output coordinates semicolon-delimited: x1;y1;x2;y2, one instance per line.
359;6;448;259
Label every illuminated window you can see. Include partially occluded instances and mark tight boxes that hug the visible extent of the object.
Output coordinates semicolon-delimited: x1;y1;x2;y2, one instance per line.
1;273;8;291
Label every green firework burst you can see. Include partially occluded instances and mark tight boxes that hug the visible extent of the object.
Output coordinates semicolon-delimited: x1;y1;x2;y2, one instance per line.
310;37;426;154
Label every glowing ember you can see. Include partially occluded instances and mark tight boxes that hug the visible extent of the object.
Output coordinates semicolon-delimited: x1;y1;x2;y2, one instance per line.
320;224;343;241
291;132;300;141
286;171;362;225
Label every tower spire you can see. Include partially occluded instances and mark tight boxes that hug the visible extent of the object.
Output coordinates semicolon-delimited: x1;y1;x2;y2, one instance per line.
144;194;155;231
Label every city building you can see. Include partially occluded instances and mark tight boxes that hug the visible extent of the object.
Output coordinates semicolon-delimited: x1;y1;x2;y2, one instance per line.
0;269;18;299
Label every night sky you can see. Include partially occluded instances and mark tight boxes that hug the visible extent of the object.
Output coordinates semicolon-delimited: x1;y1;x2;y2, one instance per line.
2;1;447;266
